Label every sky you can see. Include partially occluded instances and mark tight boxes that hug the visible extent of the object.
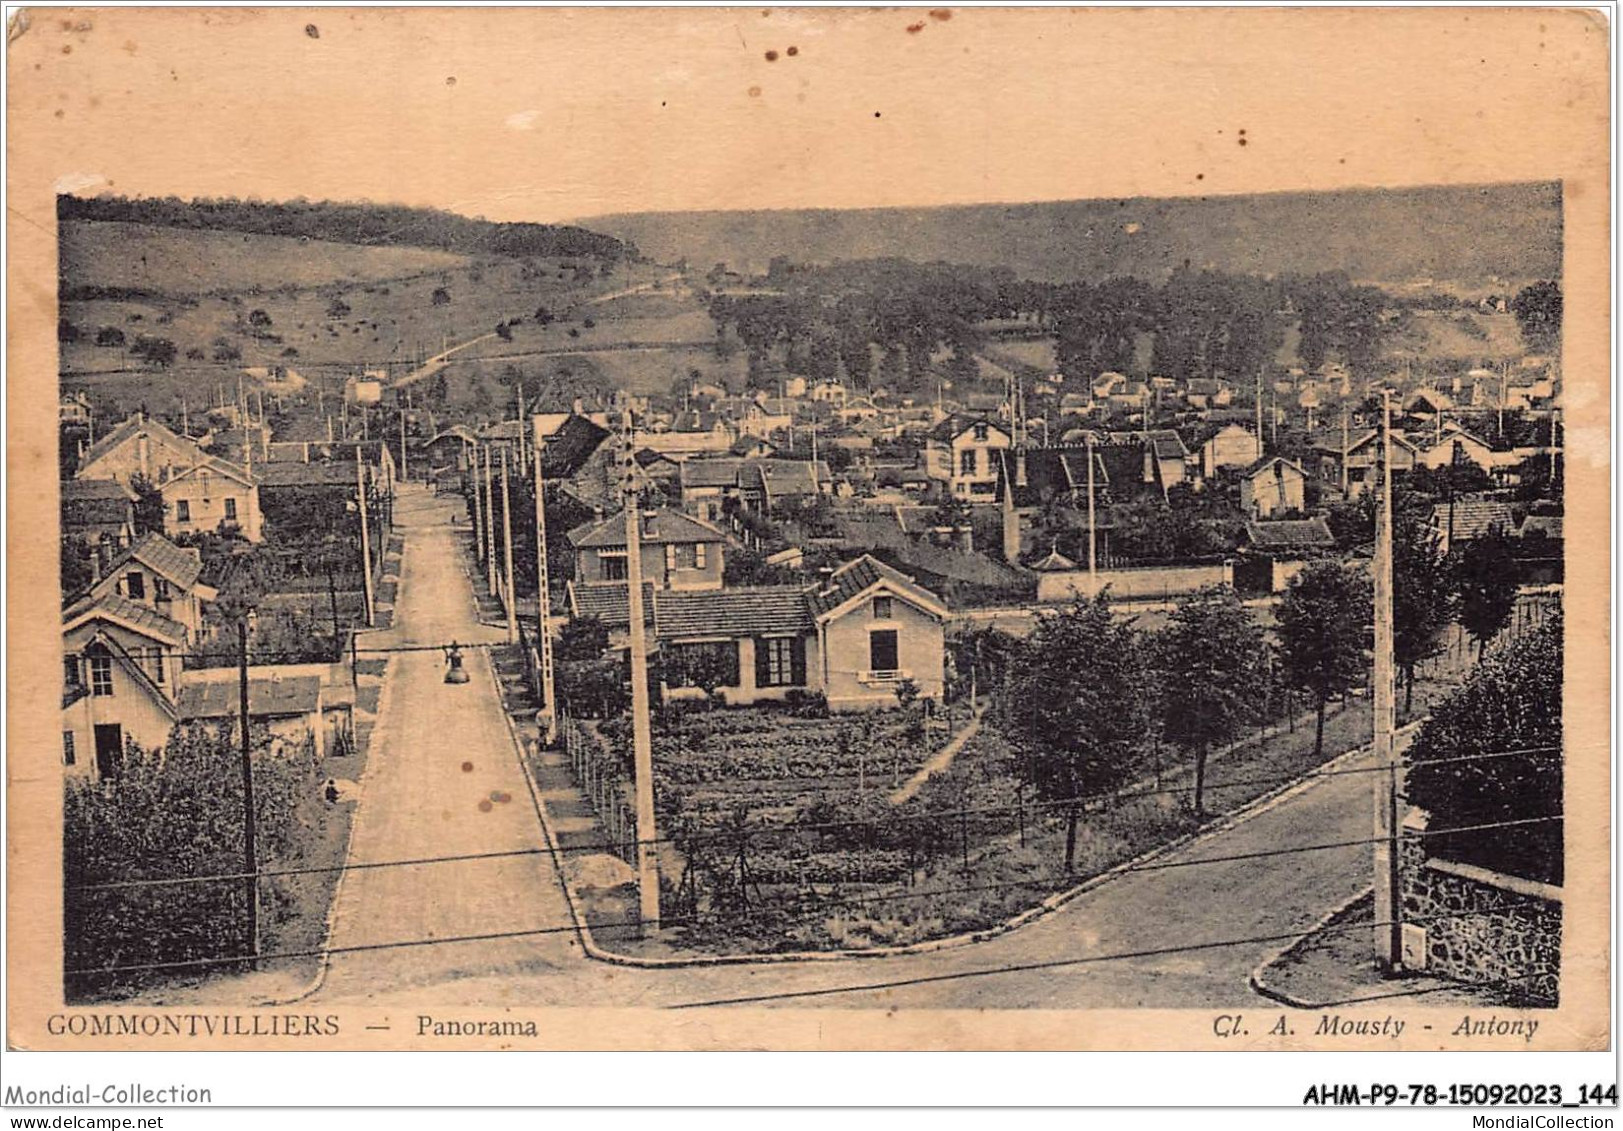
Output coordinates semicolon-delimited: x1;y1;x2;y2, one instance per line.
8;6;1609;224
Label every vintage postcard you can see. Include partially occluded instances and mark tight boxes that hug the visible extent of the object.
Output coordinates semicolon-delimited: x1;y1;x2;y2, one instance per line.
5;6;1611;1056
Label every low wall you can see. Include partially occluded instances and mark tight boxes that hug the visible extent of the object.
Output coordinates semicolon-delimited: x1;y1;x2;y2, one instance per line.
1399;808;1561;1005
1037;561;1233;604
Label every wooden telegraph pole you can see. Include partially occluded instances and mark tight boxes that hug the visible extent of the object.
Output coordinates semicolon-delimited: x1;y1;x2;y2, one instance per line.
237;616;259;962
356;450;375;628
500;448;518;644
533;438;558;745
1372;386;1401;972
482;444;498;595
1086;430;1097;583
620;411;660;933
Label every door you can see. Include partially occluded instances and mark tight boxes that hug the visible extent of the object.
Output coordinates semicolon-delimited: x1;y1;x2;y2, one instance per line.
93;724;123;779
869;629;899;674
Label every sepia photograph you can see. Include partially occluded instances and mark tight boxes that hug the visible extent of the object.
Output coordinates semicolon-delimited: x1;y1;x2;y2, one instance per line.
4;3;1611;1082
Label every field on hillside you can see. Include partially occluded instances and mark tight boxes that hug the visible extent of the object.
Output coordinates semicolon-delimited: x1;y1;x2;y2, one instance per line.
59;218;670;435
60;221;470;295
580;182;1562;285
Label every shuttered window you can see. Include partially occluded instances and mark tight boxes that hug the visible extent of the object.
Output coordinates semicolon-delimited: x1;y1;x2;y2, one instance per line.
755;636;805;688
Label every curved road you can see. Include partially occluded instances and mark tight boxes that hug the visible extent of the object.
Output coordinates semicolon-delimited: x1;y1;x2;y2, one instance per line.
302;485;1382;1011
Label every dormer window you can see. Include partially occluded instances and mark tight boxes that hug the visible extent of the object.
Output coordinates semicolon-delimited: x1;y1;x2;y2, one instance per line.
973;423;990;442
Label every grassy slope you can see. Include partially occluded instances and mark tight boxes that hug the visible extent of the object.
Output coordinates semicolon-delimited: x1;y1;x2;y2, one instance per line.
579;182;1561;286
60;221;470;295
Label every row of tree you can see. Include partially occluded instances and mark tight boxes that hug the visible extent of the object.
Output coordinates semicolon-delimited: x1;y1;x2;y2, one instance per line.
992;531;1521;872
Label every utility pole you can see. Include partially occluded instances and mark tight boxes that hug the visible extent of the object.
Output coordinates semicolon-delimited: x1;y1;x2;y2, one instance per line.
237;617;259;962
1256;369;1265;456
499;448;518;644
1372;386;1401;973
621;412;660;933
356;451;375;628
1341;406;1350;497
1086;430;1097;582
482;444;498;595
470;441;486;565
399;400;409;483
533;438;557;745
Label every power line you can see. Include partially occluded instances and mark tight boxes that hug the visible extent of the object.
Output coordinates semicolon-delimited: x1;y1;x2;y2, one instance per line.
66;801;1561;903
66;747;1562;891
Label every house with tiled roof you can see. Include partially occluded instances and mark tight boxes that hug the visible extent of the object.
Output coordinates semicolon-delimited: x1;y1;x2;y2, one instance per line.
739;459;832;516
1413;422;1498;476
177;675;326;757
1240;517;1338;591
993;445;1107;562
60;478;137;560
74;412;207;488
923;416;1013;499
536;413;622;509
1310;428;1420;499
158;453;264;542
67;532;215;641
1239;457;1308;521
565;553;946;710
62;589;190;780
676;456;745;521
1428;498;1519;556
567;508;728;590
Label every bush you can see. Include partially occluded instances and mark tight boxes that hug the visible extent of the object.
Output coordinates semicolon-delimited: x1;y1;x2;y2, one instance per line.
94;326;126;348
130;335;178;368
1406;613;1562;884
64;724;328;999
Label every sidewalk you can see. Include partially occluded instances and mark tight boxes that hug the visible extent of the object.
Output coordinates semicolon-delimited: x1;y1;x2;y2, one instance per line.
1251;892;1510;1009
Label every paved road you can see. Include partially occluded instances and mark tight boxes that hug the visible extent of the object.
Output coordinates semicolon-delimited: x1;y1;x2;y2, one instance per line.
316;487;585;1001
308;487;1386;1008
267;484;1387;1010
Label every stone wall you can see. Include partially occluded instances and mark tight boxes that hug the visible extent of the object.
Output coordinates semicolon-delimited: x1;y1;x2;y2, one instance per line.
1399;808;1561;1005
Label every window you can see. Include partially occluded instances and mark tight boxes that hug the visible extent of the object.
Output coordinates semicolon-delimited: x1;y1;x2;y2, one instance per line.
667;641;740;689
63;731;76;767
869;629;899;673
959;448;979;477
124;571;145;600
973;423;990;442
176;499;191;522
601;554;628;581
154;577;171;602
755;636;805;688
89;655;114;697
665;544;677;573
224;497;238;521
872;595;894;619
64;655;81;690
150;651;165;685
694;542;707;569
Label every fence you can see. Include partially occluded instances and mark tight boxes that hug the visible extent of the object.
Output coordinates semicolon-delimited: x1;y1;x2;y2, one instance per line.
558;713;637;865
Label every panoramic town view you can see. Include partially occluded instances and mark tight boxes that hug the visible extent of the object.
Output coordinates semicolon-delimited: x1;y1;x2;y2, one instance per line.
57;181;1563;1013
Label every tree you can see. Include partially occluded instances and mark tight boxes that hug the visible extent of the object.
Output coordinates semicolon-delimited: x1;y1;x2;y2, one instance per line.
555;615;610;662
496;321;513;341
1154;586;1263;816
999;595;1146;871
95;326;126;348
128;473;166;536
1276;561;1372;760
1392;511;1455;712
1511;280;1562;354
431;287;452;307
61;536;95;596
1405;612;1561;888
130;336;177;367
325;297;351;319
59;319;81;344
247;309;274;330
1454;526;1519;657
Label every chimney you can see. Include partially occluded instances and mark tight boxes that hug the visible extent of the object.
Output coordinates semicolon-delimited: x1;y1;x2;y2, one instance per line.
1015;448;1028;489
